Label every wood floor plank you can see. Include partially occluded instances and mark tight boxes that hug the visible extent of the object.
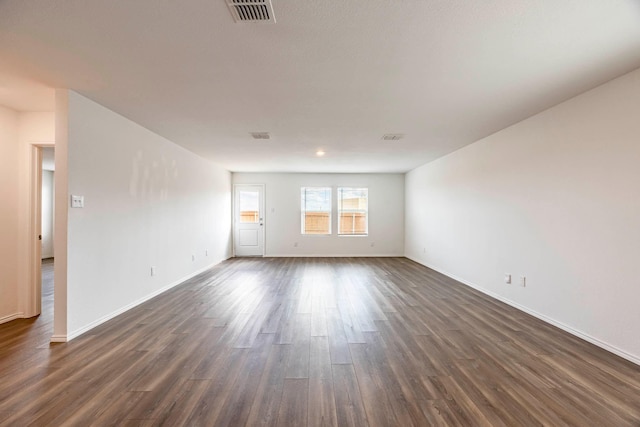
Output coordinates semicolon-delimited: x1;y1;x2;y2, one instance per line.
337;298;367;344
245;343;290;427
326;308;352;365
0;257;638;426
308;336;338;427
276;378;309;427
181;348;250;425
310;311;328;337
213;333;275;426
285;319;311;379
25;350;157;426
331;364;370;427
350;339;401;427
88;391;149;427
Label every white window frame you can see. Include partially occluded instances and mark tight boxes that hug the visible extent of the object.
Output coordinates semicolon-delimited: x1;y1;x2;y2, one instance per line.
337;187;368;236
301;187;332;235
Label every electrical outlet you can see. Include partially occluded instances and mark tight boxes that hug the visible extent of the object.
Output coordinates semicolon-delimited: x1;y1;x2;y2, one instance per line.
504;274;511;284
150;266;156;277
205;249;208;257
519;276;526;287
191;254;195;262
70;195;84;208
423;247;426;253
370;242;375;247
294;242;298;247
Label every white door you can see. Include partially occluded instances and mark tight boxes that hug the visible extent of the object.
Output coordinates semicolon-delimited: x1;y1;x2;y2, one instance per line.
234;184;265;256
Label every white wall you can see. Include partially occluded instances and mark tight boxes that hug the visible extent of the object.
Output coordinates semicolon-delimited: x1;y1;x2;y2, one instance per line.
233;173;404;256
0;105;20;322
405;68;640;364
54;90;69;339
62;91;232;339
41;170;54;259
0;106;55;324
18;112;55;318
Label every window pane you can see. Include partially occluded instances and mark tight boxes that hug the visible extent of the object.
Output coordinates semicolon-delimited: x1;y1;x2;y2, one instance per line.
301;187;331;235
239;191;259;223
338;187;368;235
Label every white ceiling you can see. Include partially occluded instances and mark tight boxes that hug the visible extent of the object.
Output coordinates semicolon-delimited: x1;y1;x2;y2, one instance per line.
0;72;54;112
1;0;640;173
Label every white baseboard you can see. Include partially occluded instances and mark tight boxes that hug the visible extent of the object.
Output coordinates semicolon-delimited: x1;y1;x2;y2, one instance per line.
50;334;67;343
406;255;640;367
265;253;404;258
66;259;225;342
0;312;24;325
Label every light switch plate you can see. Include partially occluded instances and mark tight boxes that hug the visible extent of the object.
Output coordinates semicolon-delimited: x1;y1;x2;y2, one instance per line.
70;195;84;208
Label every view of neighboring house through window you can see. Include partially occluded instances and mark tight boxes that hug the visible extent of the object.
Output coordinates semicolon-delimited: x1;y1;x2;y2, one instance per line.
338;187;368;235
301;187;332;234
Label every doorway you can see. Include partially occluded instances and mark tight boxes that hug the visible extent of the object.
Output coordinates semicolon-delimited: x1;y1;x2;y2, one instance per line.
40;147;55;317
234;184;265;256
27;145;54;319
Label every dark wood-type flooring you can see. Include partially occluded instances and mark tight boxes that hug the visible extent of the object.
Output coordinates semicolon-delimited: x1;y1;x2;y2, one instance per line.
1;257;639;426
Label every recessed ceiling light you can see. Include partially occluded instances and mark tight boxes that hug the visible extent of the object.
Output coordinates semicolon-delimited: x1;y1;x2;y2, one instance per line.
250;132;270;140
382;133;404;141
316;150;325;157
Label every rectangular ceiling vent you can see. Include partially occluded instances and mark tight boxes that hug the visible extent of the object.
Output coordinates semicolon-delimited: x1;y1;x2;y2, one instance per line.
382;134;404;141
250;132;271;140
227;0;276;23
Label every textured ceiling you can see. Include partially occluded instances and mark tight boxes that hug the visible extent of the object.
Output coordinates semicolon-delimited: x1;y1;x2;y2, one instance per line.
1;0;640;173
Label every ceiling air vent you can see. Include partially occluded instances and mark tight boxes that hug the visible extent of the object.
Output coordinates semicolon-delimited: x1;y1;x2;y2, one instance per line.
227;0;276;23
382;134;404;141
250;132;271;140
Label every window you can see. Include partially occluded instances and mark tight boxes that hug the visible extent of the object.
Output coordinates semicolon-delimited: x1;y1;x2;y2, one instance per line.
338;187;368;235
301;187;331;235
238;190;259;223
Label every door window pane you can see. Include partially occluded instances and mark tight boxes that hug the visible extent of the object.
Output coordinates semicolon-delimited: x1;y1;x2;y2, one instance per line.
239;191;259;223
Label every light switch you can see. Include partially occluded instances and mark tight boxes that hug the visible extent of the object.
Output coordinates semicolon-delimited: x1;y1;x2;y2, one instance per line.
70;195;84;208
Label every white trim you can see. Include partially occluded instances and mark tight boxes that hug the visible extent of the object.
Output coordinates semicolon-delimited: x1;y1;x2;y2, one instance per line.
0;313;24;325
233;184;266;257
65;259;225;341
266;253;404;258
406;256;640;366
25;145;44;318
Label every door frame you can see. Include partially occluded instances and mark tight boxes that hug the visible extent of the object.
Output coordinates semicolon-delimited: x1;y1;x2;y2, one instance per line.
233;184;266;257
27;143;54;318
